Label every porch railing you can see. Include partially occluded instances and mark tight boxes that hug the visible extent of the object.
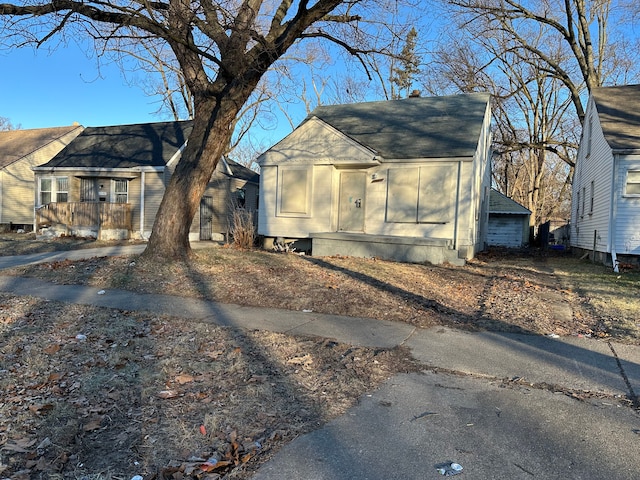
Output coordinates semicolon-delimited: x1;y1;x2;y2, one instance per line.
36;202;133;230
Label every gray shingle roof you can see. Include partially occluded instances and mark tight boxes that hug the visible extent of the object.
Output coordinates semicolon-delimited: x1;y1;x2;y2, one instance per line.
591;84;640;151
225;157;260;183
489;189;530;214
41;121;193;169
0;125;83;169
307;93;491;159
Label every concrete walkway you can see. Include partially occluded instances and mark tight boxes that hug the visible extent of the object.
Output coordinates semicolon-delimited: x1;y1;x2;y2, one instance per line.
1;246;639;479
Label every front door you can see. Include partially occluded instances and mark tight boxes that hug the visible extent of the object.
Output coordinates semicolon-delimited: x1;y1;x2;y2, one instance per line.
338;171;366;232
199;196;213;240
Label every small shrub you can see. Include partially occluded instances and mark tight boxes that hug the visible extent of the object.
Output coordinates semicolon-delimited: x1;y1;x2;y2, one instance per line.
229;209;256;249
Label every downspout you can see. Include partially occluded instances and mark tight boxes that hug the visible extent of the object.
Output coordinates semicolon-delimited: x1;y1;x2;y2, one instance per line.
452;161;462;251
140;171;146;239
610;153;618;272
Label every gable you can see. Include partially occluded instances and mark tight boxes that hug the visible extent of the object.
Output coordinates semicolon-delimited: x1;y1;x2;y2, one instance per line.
259;117;378;166
39;120;193;169
489;189;530;215
0;125;83;169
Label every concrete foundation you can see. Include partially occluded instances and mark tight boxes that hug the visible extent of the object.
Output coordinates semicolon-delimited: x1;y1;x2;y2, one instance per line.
311;232;466;266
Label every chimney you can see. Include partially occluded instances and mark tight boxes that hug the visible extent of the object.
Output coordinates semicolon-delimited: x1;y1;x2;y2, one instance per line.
409;90;421;98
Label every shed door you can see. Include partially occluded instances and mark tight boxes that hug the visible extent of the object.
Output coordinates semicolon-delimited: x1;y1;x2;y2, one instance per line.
200;195;213;241
338;172;366;232
487;215;523;247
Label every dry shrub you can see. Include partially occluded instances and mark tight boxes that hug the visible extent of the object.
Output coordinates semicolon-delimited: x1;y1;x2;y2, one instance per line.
230;209;256;249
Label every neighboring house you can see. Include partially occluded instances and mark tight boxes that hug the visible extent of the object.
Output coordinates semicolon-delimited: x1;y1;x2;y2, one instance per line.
0;124;84;230
487;189;531;248
258;93;493;265
33;121;259;241
570;84;640;267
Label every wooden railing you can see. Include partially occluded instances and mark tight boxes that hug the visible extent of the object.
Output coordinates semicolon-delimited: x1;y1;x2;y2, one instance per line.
36;202;132;230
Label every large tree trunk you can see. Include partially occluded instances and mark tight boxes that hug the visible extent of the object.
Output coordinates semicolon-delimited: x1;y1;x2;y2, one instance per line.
143;96;237;260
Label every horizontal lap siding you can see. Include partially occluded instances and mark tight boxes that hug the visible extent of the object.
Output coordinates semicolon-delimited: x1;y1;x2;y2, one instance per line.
571;100;614;252
144;172;165;234
615;159;640;255
2;129;81;225
487;215;525;247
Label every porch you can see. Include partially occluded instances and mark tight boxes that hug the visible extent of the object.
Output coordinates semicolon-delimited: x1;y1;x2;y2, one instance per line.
36;202;133;240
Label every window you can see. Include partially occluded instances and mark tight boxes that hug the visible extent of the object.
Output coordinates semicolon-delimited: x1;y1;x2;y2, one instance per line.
576;190;580;221
581;187;586;217
586;116;593;158
277;166;312;216
235;188;246;208
113;179;128;203
386;164;456;223
589;181;594;214
625;171;640;196
39;176;68;205
80;178;98;202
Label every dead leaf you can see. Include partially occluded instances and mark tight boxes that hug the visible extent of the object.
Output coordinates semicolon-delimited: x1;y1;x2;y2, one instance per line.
83;416;104;431
157;390;179;399
47;372;63;383
43;344;61;355
199;460;232;472
175;374;195;384
2;437;37;453
28;403;54;415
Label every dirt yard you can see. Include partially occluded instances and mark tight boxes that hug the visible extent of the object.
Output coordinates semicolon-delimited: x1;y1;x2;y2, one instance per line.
0;233;638;479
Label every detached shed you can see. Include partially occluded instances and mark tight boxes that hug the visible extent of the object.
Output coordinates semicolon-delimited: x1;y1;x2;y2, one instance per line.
487;189;531;248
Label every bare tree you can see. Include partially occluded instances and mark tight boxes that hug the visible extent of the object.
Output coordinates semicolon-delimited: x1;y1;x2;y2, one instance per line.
0;116;18;130
0;0;415;258
442;0;638;122
427;0;639;226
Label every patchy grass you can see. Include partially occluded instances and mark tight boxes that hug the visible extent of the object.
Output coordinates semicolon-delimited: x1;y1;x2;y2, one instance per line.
0;236;639;478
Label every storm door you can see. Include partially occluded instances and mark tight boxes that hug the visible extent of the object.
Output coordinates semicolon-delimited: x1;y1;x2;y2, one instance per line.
338;171;366;232
199;195;213;240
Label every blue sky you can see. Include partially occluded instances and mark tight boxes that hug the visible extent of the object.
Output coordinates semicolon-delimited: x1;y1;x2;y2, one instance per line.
1;43;167;130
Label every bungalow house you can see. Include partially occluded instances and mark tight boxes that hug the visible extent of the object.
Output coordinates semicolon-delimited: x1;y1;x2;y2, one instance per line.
487;189;531;248
33;120;259;241
0;124;84;230
257;93;493;265
570;84;640;267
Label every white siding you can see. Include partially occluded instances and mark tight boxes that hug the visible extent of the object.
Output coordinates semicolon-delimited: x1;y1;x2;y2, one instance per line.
571;97;614;253
614;157;640;254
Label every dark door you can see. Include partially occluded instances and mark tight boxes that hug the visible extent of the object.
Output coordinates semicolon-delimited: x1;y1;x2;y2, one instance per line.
200;196;213;240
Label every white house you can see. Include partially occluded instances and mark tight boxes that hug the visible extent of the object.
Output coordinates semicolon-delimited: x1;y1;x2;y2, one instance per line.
258;93;493;265
571;84;640;267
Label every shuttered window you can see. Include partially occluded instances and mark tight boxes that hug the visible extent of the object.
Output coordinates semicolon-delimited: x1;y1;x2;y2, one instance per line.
386;164;456;223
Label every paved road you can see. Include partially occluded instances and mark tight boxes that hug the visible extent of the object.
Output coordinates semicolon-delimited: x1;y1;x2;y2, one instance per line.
0;245;639;479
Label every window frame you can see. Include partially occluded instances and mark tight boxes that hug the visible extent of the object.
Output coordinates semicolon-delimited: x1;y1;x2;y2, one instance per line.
112;179;129;204
624;171;640;197
38;176;69;206
276;166;313;218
